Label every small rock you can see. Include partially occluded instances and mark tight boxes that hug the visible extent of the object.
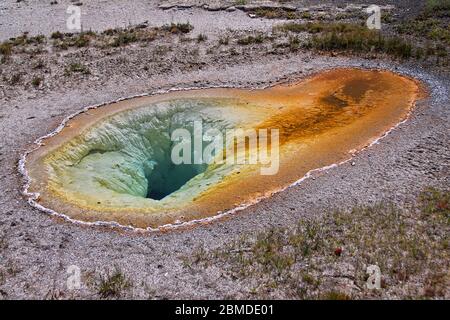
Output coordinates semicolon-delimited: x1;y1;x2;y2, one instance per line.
158;4;176;10
205;4;228;11
39;241;52;250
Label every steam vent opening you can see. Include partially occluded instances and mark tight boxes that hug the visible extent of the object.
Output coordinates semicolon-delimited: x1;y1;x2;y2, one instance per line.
24;68;423;229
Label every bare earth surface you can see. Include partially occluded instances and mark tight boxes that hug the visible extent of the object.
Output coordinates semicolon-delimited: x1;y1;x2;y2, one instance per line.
0;1;448;299
0;0;424;41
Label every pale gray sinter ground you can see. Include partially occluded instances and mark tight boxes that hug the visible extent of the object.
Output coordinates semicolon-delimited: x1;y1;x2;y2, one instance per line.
0;0;424;41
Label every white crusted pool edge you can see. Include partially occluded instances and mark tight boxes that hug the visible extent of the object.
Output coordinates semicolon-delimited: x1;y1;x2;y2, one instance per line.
17;66;428;233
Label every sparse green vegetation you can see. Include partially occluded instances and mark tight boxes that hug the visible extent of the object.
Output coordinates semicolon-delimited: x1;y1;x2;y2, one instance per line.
32;59;45;69
420;187;450;224
252;8;298;20
28;34;45;44
65;62;90;75
288;35;300;51
96;268;131;299
103;28;158;47
237;34;265;45
31;76;42;87
219;36;230;45
390;2;450;64
0;42;12;57
182;188;449;299
321;291;352;300
392;0;450;64
277;22;415;59
52;32;90;49
308;29;413;59
111;30;138;47
274;10;450;64
300;11;312;20
197;33;207;43
0;235;7;251
9;73;21;85
9;33;45;46
50;31;64;40
277;22;362;34
162;22;193;34
49;24;188;51
73;34;90;47
424;0;450;17
397;19;450;46
0;24;186;57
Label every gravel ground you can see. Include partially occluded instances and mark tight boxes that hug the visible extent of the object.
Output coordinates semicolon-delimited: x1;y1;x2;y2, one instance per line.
0;0;448;299
0;0;272;41
0;0;426;41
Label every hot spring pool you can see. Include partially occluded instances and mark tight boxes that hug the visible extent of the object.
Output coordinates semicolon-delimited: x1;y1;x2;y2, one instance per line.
22;68;423;230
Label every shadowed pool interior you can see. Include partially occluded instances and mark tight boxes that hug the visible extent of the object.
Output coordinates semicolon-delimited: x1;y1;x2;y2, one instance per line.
146;162;207;200
24;68;423;229
148;120;216;201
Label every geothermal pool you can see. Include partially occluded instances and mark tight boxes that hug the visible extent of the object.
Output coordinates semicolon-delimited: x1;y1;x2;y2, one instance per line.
23;68;423;229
